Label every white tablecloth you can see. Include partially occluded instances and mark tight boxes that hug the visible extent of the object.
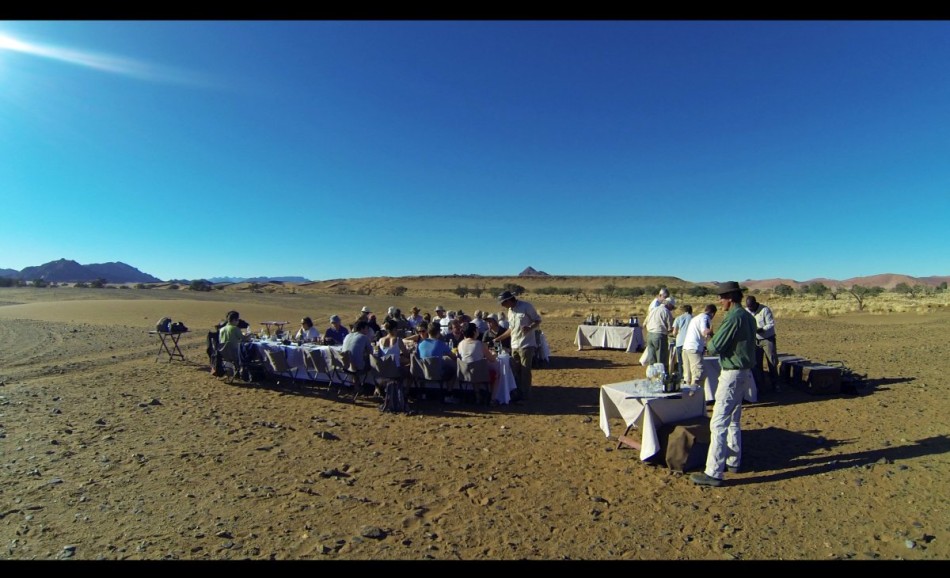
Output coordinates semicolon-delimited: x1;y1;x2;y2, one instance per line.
491;353;518;405
700;356;757;403
575;325;645;353
599;380;705;461
250;341;376;385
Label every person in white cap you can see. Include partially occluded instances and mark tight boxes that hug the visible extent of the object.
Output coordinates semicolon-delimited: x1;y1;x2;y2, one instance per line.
648;288;671;312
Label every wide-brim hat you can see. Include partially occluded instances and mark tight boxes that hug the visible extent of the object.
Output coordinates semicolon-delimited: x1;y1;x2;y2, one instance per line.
435;305;445;312
497;290;516;303
361;306;371;313
411;306;420;313
715;281;742;295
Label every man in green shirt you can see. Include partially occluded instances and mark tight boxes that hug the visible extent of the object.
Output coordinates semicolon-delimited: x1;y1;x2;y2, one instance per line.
691;281;757;487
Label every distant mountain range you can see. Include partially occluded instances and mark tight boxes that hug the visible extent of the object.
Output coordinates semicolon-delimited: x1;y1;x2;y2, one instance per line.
0;259;162;283
208;276;313;284
2;259;947;291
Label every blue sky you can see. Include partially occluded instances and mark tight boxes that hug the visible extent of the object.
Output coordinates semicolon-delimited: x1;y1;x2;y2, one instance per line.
1;21;948;283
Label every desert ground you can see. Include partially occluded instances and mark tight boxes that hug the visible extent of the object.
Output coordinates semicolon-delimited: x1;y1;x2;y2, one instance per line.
0;284;948;560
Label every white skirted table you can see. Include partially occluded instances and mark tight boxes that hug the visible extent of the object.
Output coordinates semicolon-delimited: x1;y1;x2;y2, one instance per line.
575;325;644;353
699;356;757;403
599;379;705;461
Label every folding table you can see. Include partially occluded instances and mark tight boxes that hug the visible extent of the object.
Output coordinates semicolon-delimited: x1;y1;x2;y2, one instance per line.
150;330;189;362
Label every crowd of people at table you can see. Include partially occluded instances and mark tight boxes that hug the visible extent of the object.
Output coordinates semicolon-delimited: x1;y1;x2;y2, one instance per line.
208;290;543;405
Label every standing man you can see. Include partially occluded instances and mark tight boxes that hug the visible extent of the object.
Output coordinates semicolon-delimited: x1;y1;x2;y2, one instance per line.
493;290;542;402
745;295;779;392
648;288;670;312
691;282;757;487
645;297;675;370
671;304;693;378
682;304;716;388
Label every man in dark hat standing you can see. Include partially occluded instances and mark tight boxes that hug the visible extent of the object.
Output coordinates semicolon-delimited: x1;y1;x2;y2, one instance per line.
493;290;542;402
691;281;757;487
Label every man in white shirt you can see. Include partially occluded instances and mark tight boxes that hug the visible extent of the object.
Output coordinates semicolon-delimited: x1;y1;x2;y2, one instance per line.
746;296;779;392
682;304;717;387
648;288;670;312
645;297;675;370
493;290;542;402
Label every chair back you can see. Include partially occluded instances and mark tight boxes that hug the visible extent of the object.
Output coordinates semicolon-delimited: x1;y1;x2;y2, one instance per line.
409;353;426;380
264;348;288;372
370;354;401;380
458;357;490;383
420;356;444;381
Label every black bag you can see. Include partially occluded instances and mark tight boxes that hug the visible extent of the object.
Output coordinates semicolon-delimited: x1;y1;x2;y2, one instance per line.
156;317;172;333
380;381;408;413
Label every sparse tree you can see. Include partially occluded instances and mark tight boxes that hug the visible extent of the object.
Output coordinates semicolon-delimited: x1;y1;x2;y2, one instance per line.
32;278;48;288
390;285;408;297
503;283;526;296
809;282;829;298
470;284;484;298
90;278;107;289
774;283;794;297
847;285;871;311
189;279;214;292
453;285;469;298
893;282;913;296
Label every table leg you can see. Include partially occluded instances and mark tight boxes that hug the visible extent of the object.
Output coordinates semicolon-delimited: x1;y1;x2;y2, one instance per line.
169;333;185;361
616;422;642;451
156;333;173;362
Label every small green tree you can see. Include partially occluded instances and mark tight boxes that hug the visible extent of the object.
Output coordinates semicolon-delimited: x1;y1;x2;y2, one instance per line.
74;281;89;288
470;284;485;298
90;278;107;289
809;282;829;298
847;285;871;311
893;282;913;296
32;278;48;288
774;283;794;297
503;283;526;296
453;285;469;298
189;279;214;292
390;285;408;297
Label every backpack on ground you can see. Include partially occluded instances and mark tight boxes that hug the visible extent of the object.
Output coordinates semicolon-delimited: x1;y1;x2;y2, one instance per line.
380;381;409;413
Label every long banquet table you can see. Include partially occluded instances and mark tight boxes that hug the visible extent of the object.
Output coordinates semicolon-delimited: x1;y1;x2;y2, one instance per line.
599;379;705;461
249;340;376;385
575;325;645;353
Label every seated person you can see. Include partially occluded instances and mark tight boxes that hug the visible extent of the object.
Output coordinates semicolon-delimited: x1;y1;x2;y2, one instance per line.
445;320;465;349
418;321;458;381
324;315;349;345
457;321;498;404
377;319;411;368
294;317;321;343
341;320;373;372
482;314;511;352
218;311;249;376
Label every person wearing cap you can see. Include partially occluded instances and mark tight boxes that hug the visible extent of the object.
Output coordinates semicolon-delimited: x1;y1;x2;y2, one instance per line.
324;314;349;345
745;295;779;392
493;290;542;401
648;288;670;312
644;297;675;371
406;306;424;329
433;306;446;323
691;281;757;488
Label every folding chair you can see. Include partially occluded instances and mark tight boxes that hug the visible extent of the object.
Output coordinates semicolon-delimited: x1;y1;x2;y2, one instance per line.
263;348;299;390
329;348;371;401
303;347;333;393
218;344;242;385
414;355;453;400
457;357;491;405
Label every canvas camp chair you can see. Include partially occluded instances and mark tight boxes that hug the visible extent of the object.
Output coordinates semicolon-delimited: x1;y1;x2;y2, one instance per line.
263;348;299;390
412;355;453;400
303;347;333;393
329;348;372;401
217;343;242;385
457;357;491;405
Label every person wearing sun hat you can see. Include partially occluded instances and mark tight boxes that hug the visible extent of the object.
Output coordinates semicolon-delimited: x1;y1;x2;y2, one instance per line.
691;281;757;488
493;290;542;402
323;314;349;345
407;306;424;328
